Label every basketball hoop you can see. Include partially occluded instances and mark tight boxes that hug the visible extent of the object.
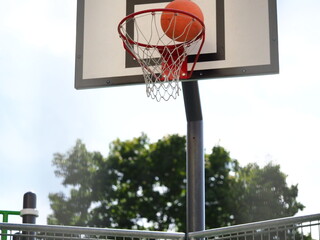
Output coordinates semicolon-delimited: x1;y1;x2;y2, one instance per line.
118;8;205;101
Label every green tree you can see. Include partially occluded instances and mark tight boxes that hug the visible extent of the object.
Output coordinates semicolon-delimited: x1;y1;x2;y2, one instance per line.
48;134;304;231
205;145;240;227
48;134;187;230
89;133;187;230
48;140;104;225
233;163;305;224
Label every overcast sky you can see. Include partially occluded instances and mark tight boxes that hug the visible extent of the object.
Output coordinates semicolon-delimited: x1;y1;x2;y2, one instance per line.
1;0;320;225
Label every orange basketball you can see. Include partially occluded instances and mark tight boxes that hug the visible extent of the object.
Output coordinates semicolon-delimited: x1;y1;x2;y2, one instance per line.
160;0;204;42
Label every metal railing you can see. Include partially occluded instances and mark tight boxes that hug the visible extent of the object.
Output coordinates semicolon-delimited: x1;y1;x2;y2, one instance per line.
0;222;184;240
0;211;20;223
0;211;21;240
190;214;320;240
1;214;319;240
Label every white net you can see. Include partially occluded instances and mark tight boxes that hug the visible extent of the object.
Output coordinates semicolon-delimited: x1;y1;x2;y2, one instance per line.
118;9;205;101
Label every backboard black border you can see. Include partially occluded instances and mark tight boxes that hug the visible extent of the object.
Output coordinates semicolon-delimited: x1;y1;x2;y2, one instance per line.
75;0;279;90
125;0;225;69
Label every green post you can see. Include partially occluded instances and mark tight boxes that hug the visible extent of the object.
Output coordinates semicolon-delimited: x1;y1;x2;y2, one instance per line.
0;210;20;240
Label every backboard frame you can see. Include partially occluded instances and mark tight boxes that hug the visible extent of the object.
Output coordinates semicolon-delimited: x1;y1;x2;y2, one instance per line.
75;0;279;90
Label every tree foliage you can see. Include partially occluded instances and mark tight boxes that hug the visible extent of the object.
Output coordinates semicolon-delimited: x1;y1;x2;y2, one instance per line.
48;134;304;230
234;163;305;223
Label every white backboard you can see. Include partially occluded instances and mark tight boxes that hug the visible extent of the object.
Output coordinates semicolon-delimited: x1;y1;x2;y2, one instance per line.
75;0;279;89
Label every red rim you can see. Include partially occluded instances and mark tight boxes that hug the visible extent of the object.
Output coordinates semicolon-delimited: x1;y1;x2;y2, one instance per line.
118;8;205;49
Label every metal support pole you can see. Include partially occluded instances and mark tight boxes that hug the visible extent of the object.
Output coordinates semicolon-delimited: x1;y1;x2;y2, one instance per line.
21;192;38;240
21;192;38;224
182;81;205;235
